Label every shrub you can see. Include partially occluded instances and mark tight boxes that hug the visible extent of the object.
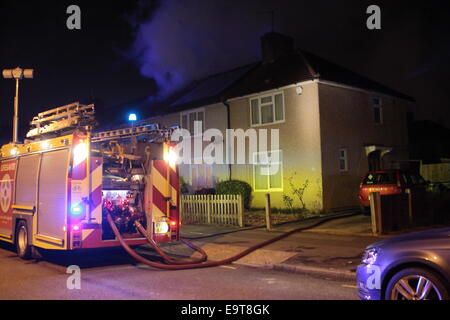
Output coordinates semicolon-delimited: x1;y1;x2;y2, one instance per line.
194;188;216;195
179;178;188;194
216;180;252;209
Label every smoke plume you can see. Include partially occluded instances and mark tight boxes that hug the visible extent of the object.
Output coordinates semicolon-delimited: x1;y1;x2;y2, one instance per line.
128;0;273;98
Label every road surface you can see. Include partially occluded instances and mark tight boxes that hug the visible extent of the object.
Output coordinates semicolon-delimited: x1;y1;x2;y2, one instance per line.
0;243;357;300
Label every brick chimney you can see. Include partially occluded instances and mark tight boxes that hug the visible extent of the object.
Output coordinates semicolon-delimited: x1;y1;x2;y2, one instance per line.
261;32;294;64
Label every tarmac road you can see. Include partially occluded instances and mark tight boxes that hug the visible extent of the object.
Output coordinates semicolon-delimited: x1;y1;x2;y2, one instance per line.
0;243;357;300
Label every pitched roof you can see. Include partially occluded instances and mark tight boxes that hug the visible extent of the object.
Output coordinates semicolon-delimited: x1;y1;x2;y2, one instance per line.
168;49;414;112
301;50;413;101
169;63;257;110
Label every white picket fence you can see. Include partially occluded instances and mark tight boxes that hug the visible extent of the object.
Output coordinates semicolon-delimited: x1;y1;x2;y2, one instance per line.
181;194;244;227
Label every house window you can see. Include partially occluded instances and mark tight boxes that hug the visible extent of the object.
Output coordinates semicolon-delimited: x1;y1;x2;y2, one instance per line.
373;97;383;124
253;150;283;191
191;163;213;189
339;148;348;172
181;109;205;135
250;92;284;126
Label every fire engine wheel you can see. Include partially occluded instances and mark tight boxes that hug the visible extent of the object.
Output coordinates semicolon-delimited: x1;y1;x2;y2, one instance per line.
16;221;32;260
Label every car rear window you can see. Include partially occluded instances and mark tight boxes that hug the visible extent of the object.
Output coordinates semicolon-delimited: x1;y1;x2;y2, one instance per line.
402;172;426;185
413;174;426;184
363;172;397;185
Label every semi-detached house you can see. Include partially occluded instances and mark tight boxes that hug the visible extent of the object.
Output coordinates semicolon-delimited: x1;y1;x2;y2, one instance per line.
131;32;413;211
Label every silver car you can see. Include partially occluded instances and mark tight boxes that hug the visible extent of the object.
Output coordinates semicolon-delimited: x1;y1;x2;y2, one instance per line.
356;227;450;300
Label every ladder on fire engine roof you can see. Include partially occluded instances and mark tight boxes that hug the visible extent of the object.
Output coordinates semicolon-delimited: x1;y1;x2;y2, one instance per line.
26;102;95;139
91;123;180;143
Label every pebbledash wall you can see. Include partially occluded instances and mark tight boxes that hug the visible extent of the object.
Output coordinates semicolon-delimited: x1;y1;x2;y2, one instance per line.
227;82;324;211
143;80;410;212
318;82;410;210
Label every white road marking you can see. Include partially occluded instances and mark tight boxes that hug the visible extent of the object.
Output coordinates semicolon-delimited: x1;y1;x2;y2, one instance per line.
220;265;237;270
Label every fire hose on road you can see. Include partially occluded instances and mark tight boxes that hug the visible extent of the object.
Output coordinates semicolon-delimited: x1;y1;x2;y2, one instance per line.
134;220;208;265
107;212;358;270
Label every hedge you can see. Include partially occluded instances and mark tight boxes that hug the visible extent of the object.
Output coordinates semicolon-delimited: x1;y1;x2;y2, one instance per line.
215;180;252;209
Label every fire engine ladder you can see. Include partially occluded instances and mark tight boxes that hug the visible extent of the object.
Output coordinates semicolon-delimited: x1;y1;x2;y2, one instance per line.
91;123;179;143
26;102;95;139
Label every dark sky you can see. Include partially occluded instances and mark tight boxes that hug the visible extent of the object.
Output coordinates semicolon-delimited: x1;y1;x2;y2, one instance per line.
1;0;449;144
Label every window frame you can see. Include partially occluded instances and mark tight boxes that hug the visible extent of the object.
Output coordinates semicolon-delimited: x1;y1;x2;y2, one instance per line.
252;149;284;192
249;91;285;127
372;97;383;125
339;148;349;172
180;107;206;136
189;162;214;190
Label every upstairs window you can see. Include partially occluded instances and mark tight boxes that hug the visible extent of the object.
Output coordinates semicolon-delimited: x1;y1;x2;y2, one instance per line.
250;92;284;126
181;109;205;135
339;148;348;172
373;97;383;124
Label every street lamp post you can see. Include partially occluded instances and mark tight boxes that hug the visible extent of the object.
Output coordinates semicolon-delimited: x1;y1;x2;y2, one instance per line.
2;67;34;144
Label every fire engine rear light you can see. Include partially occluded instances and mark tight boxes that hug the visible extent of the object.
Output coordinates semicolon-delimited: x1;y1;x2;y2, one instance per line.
164;145;178;165
72;225;80;231
170;220;177;227
155;221;169;234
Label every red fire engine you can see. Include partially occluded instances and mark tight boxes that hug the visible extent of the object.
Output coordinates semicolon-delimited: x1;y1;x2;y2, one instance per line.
0;102;180;259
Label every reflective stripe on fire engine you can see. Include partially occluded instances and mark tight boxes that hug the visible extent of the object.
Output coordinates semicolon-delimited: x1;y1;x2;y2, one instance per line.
81;157;103;242
11;205;35;212
151;160;178;219
35;234;64;246
0;233;12;241
12;210;34;216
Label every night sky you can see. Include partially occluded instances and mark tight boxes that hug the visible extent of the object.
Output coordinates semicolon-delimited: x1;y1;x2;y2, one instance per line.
1;0;449;144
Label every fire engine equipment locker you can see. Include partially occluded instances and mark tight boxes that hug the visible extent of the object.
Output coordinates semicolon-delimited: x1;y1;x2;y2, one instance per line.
37;149;69;240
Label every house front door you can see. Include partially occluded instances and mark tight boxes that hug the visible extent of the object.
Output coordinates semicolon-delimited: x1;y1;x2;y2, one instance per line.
368;150;381;171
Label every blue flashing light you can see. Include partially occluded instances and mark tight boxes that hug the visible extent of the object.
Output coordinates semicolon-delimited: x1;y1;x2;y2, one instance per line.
128;113;137;121
71;204;84;217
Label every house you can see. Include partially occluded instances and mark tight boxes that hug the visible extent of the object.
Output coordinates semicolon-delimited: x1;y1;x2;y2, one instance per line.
129;32;414;211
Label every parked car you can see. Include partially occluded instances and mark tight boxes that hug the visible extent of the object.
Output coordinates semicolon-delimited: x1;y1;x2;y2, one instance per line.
356;227;450;300
358;170;427;211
